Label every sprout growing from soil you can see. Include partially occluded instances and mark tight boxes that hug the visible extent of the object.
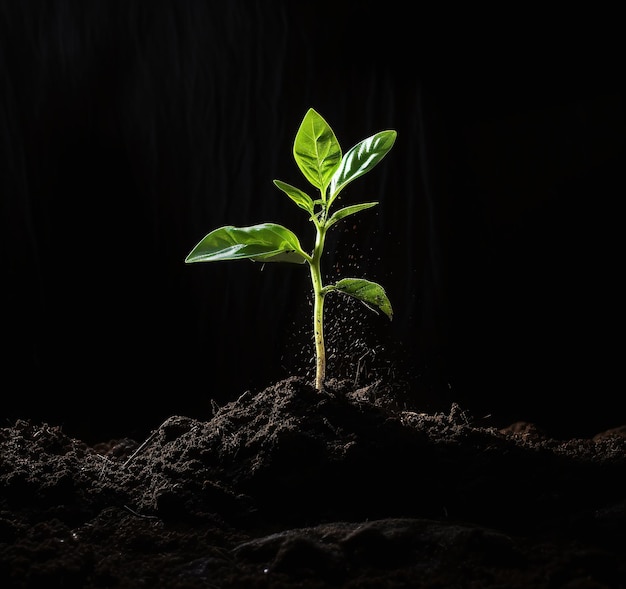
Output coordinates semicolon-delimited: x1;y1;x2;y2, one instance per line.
185;108;396;390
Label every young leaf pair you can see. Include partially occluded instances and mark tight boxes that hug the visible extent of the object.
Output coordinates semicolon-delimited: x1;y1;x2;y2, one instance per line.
186;108;397;390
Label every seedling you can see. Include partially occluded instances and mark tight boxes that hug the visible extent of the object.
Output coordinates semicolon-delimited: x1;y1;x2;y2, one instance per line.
185;108;397;390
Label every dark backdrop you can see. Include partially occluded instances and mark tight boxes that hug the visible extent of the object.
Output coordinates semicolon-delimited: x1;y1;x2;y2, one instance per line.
2;1;624;442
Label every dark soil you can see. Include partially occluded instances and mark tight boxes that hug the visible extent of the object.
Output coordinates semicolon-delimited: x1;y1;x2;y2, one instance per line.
1;376;625;588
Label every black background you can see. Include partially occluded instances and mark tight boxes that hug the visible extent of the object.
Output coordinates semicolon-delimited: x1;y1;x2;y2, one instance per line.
2;1;624;442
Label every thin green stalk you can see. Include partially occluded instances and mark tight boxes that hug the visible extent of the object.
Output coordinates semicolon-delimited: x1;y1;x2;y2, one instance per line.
310;219;328;390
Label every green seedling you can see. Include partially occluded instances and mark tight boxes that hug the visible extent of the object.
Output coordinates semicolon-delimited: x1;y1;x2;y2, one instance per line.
185;108;397;390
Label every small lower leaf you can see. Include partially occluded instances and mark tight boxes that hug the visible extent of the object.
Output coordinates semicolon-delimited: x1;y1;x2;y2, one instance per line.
333;278;393;320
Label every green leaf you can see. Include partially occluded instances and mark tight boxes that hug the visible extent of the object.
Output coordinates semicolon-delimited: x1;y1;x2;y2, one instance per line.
185;223;308;264
273;179;315;215
326;202;378;229
328;130;397;206
293;108;342;196
332;278;393;320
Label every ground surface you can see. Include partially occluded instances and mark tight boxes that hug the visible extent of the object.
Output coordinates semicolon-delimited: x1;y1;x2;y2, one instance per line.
1;376;625;588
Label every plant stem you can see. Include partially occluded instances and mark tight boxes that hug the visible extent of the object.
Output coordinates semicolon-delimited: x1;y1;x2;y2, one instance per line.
310;223;328;390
